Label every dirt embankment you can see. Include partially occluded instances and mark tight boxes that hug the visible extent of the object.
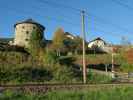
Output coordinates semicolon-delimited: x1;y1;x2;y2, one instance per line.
124;49;133;64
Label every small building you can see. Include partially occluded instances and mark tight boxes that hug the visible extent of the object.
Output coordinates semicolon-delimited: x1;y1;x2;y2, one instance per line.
12;19;45;48
88;37;113;53
88;37;107;48
64;32;75;40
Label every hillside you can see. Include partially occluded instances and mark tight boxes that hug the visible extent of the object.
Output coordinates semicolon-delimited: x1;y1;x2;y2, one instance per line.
0;38;13;43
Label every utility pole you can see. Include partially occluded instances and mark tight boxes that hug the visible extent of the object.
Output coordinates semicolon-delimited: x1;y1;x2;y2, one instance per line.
111;47;115;78
81;10;87;84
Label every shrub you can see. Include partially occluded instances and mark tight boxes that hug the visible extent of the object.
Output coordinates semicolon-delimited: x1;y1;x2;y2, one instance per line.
87;70;112;83
120;63;133;72
0;65;53;84
51;63;79;83
42;50;58;66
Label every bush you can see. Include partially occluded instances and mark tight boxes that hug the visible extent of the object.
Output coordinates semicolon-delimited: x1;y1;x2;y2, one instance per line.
50;63;80;83
120;63;133;72
87;70;112;83
42;50;58;66
0;64;53;84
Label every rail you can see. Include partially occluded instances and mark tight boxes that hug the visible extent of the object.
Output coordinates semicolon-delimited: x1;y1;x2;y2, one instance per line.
0;83;133;93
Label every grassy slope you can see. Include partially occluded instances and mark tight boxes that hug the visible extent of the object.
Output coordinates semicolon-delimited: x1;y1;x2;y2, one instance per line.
0;51;132;84
0;51;113;84
75;54;125;65
74;54;133;72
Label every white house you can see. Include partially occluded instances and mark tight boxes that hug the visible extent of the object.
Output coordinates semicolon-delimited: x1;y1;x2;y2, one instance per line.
64;32;75;40
88;37;107;48
88;37;113;53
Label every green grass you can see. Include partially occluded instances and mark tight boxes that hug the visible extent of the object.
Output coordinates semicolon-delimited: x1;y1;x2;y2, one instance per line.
120;63;133;72
1;86;133;100
76;54;133;73
87;70;112;83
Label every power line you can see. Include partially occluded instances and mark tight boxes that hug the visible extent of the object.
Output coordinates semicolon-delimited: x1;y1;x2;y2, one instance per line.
30;2;80;26
92;26;128;38
86;18;131;38
20;0;81;27
34;0;133;36
3;6;82;38
110;0;133;11
35;0;81;13
85;12;133;36
89;27;128;45
33;0;81;24
6;5;80;27
35;0;133;35
5;0;133;41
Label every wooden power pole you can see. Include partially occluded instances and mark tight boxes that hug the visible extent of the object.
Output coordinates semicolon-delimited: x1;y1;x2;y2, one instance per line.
111;47;115;78
81;10;87;84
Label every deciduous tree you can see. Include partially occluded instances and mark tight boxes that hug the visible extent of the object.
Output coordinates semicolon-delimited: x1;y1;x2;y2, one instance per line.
52;28;66;56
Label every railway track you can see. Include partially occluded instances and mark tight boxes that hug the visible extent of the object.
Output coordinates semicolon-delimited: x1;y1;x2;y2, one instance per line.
0;83;133;93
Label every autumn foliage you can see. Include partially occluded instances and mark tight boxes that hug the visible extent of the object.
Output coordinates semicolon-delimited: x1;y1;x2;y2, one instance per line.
124;48;133;64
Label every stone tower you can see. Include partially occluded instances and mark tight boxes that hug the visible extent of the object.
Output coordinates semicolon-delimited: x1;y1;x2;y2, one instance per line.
13;19;45;48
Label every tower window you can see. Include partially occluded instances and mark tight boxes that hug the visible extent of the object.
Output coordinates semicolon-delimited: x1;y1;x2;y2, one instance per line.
33;26;36;29
26;31;29;34
25;39;29;41
22;26;25;29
